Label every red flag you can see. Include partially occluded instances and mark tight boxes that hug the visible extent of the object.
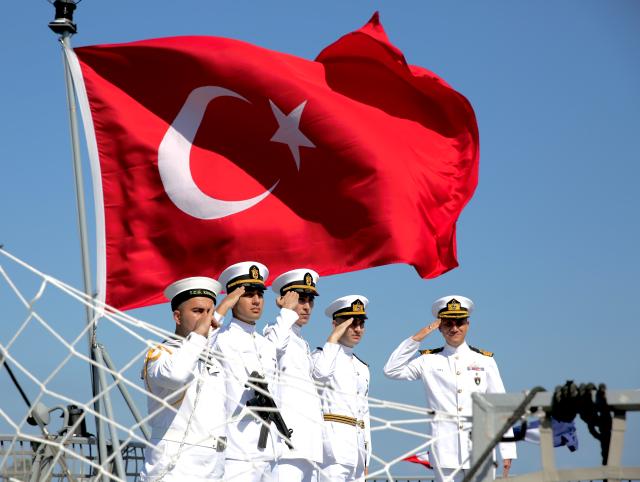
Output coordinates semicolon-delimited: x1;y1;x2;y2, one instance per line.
72;13;479;310
403;451;433;469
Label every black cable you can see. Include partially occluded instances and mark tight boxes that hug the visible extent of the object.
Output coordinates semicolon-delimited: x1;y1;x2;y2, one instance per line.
0;350;38;426
578;383;612;465
553;380;613;466
0;350;32;408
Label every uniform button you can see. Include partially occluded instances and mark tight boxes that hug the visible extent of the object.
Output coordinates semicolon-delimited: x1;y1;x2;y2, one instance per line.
459;424;463;429
457;389;462;393
458;407;463;412
456;371;461;376
455;355;459;360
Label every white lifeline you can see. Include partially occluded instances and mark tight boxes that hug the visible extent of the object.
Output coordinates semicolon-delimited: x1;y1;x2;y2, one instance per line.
383;339;517;471
263;322;324;480
141;320;226;482
311;342;372;481
214;308;298;473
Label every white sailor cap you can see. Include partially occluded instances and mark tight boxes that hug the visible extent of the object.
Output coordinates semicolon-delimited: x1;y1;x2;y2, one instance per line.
219;261;269;293
324;295;369;320
431;295;474;319
271;268;319;296
164;276;222;311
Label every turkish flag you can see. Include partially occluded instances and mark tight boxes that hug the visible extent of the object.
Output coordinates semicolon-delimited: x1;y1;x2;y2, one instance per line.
403;451;433;469
72;13;479;310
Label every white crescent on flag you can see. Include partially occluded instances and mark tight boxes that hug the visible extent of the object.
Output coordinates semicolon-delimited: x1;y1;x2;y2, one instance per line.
158;86;279;220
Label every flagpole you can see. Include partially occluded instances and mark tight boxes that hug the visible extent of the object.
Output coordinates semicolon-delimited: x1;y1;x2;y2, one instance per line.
48;3;112;480
49;1;95;345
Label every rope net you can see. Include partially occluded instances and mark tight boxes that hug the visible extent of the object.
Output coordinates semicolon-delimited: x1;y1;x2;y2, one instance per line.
0;248;469;481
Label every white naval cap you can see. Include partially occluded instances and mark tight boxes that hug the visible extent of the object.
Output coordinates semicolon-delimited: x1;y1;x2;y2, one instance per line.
164;276;222;311
218;261;269;293
324;295;369;320
431;295;474;319
271;268;319;296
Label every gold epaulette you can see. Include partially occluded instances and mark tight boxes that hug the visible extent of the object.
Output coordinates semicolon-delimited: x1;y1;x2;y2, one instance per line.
145;343;173;362
469;346;494;357
142;343;186;408
420;347;444;355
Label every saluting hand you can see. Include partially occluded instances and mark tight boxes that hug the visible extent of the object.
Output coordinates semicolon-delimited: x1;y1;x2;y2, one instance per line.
411;319;441;342
194;309;216;337
427;319;441;332
328;317;354;344
215;286;245;318
277;291;299;310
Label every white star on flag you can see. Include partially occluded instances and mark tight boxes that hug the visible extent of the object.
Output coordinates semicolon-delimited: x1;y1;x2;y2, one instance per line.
269;100;315;170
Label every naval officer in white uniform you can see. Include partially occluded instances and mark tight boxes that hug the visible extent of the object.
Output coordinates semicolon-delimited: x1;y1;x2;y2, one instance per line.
141;276;233;482
383;295;516;482
312;295;372;482
214;261;300;482
264;269;324;482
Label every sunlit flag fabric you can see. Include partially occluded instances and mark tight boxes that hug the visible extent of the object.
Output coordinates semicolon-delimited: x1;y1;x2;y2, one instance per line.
402;450;432;469
70;13;479;310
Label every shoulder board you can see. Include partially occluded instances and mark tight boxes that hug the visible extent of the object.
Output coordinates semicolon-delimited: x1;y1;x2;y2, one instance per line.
145;342;173;362
315;346;323;351
353;354;368;366
469;346;494;357
420;347;444;355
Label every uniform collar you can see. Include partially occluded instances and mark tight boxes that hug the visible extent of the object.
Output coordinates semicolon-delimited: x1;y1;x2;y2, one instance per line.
231;317;256;334
292;323;303;336
443;341;470;355
339;343;354;356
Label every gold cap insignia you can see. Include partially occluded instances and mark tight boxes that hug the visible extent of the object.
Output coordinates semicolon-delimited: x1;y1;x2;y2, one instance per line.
447;299;461;312
305;273;313;286
250;265;259;280
352;300;364;312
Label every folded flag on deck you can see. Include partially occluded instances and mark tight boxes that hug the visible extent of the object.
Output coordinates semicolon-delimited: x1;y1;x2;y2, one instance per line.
69;12;479;310
513;418;578;452
402;450;433;469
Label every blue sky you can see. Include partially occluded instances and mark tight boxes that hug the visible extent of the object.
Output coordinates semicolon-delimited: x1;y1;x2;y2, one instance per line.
1;1;639;477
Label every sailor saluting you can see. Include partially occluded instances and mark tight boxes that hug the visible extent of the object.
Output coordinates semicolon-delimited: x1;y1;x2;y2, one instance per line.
312;295;372;482
213;261;300;482
383;295;517;482
264;268;325;482
140;276;240;482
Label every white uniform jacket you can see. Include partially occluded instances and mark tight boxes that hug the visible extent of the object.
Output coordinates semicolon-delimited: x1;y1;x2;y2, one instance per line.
383;338;517;469
141;327;226;481
311;342;371;469
262;322;324;463
214;309;298;461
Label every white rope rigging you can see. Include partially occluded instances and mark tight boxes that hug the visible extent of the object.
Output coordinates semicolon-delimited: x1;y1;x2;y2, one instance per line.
0;247;472;481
